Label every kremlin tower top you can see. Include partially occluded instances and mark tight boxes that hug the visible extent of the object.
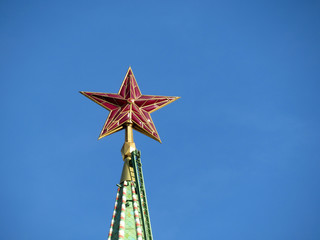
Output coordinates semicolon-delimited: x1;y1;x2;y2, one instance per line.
80;67;180;239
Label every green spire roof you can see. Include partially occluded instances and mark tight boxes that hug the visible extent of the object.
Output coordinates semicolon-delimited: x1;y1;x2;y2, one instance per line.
108;181;144;240
108;150;153;240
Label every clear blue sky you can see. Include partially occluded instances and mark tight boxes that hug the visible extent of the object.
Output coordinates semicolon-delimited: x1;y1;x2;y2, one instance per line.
1;1;320;239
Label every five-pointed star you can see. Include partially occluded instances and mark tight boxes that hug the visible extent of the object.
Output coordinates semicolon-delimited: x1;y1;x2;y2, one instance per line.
80;67;180;143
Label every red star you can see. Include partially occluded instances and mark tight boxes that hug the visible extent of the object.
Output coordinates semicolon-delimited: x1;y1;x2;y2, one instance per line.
80;67;180;143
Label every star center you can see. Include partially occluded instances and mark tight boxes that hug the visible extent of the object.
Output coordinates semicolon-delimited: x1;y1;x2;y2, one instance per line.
127;98;135;104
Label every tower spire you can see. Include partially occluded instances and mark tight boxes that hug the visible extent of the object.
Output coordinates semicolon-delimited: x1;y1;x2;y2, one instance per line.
80;67;180;239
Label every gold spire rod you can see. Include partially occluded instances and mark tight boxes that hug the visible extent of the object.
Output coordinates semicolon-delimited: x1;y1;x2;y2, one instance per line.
120;123;136;183
125;123;134;144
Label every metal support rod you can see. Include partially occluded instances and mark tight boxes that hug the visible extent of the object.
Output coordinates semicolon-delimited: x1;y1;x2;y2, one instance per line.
125;123;134;143
132;150;153;240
